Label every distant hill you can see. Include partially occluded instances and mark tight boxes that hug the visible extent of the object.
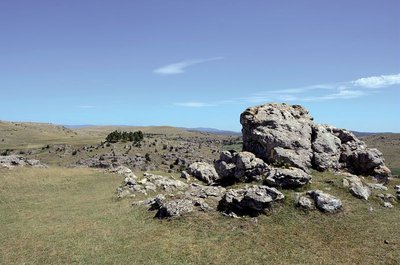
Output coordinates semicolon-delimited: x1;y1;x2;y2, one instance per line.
185;127;241;136
0;121;78;149
65;125;242;136
352;131;394;137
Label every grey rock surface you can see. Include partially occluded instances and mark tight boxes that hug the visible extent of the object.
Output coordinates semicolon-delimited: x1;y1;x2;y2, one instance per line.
311;124;341;171
343;174;371;200
307;190;342;213
187;162;219;184
218;185;284;216
295;194;315;210
0;155;47;169
116;172;188;198
240;103;391;179
241;103;313;172
155;199;194;218
265;167;311;188
215;150;269;183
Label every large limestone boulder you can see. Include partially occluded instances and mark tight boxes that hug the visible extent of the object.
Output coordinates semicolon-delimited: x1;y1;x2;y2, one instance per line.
240;103;314;172
187;162;219;184
240;103;391;179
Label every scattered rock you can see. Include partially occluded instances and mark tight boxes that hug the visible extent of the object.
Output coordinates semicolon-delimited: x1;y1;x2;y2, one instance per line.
180;170;190;180
265;167;311;188
116;173;188;198
155;199;194;218
367;183;388;191
0;155;47;169
214;150;269;183
295;193;315;210
132;194;166;210
383;202;393;208
342;174;371;200
187;162;219;184
218;185;284;216
378;193;396;203
185;183;226;200
395;185;400;200
108;165;136;178
306;190;342;213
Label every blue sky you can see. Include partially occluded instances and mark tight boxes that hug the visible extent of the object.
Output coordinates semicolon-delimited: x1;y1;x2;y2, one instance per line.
1;0;399;132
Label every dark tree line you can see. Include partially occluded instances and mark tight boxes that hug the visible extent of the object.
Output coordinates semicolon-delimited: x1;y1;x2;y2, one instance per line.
106;130;144;143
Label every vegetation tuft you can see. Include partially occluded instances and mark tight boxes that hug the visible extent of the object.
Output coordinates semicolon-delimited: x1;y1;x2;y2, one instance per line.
105;130;144;143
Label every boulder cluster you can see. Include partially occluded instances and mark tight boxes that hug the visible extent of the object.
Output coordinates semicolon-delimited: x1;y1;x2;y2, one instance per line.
124;103;395;219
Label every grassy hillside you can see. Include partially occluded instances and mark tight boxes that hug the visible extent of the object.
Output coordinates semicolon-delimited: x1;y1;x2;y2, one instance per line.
0;121;80;149
1;167;399;265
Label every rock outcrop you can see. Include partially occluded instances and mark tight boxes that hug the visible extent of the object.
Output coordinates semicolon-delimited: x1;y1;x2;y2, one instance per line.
0;155;47;169
121;102;394;219
241;103;314;172
240;103;391;179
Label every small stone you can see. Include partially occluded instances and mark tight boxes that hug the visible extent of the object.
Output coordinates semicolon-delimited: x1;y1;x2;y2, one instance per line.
295;194;314;210
383;202;393;208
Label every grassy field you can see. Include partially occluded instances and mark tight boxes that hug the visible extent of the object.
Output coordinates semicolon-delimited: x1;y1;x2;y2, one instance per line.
1;167;399;265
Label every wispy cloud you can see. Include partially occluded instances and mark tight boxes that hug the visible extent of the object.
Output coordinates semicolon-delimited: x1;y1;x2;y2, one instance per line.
154;57;223;75
173;73;399;107
352;73;400;88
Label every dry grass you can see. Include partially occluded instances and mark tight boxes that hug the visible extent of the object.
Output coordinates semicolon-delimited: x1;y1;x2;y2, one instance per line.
1;167;399;265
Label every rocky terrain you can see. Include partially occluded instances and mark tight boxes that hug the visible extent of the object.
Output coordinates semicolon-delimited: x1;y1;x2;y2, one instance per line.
109;103;398;219
1;103;400;264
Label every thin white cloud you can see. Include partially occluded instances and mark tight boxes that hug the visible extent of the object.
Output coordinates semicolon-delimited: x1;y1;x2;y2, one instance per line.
154;57;223;75
353;73;400;88
173;72;399;106
174;102;215;107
